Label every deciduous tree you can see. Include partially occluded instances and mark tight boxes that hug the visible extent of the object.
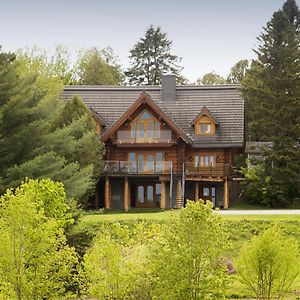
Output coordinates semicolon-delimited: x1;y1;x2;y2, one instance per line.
0;179;78;300
148;201;229;299
76;47;124;85
236;227;299;300
227;59;249;84
197;71;226;85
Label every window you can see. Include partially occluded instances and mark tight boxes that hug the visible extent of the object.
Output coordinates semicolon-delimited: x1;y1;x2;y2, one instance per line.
138;185;144;203
203;187;210;197
194;155;215;168
195;117;215;136
131;110;160;142
147;186;154;202
129;152;164;174
199;123;212;134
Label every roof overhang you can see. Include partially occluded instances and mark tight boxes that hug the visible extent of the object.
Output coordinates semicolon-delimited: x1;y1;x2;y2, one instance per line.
190;106;219;126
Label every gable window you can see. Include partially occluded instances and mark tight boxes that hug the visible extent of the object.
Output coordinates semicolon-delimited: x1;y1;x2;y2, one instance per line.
131;110;160;142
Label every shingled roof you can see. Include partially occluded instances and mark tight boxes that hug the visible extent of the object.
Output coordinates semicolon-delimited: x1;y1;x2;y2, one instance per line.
62;84;244;148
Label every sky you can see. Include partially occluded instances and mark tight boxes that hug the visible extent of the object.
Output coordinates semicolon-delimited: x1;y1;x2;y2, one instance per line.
0;0;292;82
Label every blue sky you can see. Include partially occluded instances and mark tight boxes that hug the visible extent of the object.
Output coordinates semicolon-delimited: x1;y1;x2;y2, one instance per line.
0;0;291;82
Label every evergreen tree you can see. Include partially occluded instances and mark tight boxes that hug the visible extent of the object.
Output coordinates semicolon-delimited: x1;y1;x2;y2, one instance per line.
0;49;104;205
283;0;300;29
125;25;184;85
242;2;300;206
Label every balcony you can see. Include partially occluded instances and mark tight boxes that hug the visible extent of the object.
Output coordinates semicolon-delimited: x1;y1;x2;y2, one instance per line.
116;130;173;144
103;160;173;175
185;162;231;177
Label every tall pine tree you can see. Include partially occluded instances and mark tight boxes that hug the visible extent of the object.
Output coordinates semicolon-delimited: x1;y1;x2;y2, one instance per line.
125;25;184;85
242;2;300;206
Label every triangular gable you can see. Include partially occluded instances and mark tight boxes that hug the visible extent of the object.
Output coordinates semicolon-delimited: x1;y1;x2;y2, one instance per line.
190;106;219;126
101;91;191;144
90;107;106;126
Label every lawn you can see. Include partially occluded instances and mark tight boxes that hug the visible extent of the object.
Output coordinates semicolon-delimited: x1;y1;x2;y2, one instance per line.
69;210;300;300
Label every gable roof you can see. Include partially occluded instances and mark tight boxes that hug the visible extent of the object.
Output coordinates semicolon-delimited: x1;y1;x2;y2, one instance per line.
90;107;106;126
100;91;191;143
190;106;219;126
62;84;244;148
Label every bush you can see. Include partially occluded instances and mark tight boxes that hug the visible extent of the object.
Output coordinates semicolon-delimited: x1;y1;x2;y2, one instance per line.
236;226;300;300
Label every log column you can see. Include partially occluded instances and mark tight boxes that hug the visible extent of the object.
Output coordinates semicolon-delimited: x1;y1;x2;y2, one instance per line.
105;177;111;209
194;182;199;201
223;177;229;209
160;181;167;209
124;177;130;212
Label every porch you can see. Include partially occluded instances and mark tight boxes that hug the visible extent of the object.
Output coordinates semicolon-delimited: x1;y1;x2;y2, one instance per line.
95;176;173;211
95;175;229;210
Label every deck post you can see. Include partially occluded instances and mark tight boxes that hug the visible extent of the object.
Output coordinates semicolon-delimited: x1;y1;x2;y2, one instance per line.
124;176;130;211
160;181;167;209
195;181;199;201
105;177;111;209
223;177;229;209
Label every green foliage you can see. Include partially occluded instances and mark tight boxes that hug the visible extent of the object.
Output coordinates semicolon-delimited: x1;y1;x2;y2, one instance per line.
0;179;78;300
0;49;104;205
227;59;249;84
76;47;124;85
126;25;184;85
17;45;77;85
236;227;300;300
242;1;300;206
197;71;227;85
148;201;230;300
81;222;161;299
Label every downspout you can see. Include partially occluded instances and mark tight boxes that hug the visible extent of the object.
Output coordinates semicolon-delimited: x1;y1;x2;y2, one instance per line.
169;161;173;208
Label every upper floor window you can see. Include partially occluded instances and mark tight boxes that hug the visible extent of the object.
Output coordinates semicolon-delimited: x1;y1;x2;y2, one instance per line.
198;123;212;135
131;110;160;142
195;155;215;168
191;106;218;136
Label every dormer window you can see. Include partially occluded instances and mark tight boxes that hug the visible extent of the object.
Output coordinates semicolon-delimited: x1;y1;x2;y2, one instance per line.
198;123;212;135
191;106;218;136
131;110;160;142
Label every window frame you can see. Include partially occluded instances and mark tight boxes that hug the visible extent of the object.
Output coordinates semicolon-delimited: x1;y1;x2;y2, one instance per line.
131;110;160;141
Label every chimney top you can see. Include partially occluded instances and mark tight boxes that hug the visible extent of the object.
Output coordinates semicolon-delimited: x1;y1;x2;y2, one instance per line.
161;74;176;102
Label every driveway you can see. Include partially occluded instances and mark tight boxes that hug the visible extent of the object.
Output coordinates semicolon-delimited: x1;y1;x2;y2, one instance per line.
219;209;300;215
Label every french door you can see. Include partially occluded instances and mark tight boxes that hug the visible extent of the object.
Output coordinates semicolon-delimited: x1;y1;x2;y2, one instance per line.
129;152;163;174
136;183;156;207
201;186;216;207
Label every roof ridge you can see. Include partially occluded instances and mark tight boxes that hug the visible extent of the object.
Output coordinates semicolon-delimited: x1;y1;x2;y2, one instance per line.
64;84;241;91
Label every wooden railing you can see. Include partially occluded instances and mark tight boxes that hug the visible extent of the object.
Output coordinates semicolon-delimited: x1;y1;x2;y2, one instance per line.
116;130;173;144
103;161;173;175
184;162;231;177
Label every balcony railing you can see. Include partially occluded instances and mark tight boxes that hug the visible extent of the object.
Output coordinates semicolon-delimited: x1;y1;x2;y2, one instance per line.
185;162;231;177
116;130;173;144
103;160;172;175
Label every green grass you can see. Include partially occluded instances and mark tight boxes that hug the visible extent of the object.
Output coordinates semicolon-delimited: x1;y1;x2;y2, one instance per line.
69;210;300;299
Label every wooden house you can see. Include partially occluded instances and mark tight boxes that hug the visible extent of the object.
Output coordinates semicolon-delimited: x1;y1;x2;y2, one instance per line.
63;75;245;210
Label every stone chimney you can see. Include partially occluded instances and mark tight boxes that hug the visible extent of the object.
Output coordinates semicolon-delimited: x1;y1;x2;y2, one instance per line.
161;74;176;102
